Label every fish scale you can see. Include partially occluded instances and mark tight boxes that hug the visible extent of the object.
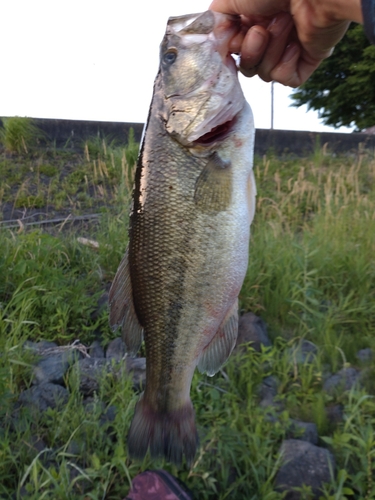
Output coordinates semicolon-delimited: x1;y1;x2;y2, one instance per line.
109;10;256;466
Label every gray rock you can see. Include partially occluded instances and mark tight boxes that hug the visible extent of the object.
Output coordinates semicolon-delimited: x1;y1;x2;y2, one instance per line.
325;404;344;425
24;340;58;352
287;420;318;445
257;375;279;407
68;461;92;494
33;350;81;385
73;355;146;395
73;358;114;396
126;357;146;391
18;383;69;412
26;435;48;454
106;337;125;361
323;367;360;396
99;405;117;439
91;291;109;320
356;348;373;364
235;312;271;352
66;440;83;456
287;340;318;365
100;405;117;426
88;340;105;359
257;376;284;415
20;435;54;464
82;397;117;428
82;397;106;413
275;439;335;499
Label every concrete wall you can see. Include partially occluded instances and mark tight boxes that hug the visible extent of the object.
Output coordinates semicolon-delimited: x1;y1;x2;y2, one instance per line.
2;117;375;156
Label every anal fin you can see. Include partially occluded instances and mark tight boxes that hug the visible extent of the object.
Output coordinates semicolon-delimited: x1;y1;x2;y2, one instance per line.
197;300;239;377
109;247;143;356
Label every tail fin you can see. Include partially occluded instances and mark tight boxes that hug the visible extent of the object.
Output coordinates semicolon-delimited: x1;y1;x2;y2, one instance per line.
127;394;198;466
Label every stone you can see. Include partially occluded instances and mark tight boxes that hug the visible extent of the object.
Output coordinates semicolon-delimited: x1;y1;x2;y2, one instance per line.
323;367;360;396
24;340;58;352
106;337;125;361
82;397;106;413
126;357;146;391
287;420;318;445
274;439;335;499
33;350;81;385
73;355;146;395
235;312;271;352
99;405;117;426
258;376;279;409
325;404;344;425
356;348;373;364
68;462;92;494
20;435;54;464
88;340;105;359
18;383;69;412
257;376;284;415
287;340;318;365
82;397;117;429
73;358;114;396
66;440;84;456
91;291;109;320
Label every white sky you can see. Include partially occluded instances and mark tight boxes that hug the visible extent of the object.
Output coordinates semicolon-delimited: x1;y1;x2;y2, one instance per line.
0;0;353;133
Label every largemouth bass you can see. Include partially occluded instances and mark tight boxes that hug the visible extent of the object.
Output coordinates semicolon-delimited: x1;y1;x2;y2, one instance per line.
109;10;256;466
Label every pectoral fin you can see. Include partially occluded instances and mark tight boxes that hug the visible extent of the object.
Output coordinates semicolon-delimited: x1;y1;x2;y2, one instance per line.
109;247;143;355
194;152;232;212
197;300;238;377
247;169;257;224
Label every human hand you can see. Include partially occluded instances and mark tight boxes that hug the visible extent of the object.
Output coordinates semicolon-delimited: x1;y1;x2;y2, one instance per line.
209;0;362;86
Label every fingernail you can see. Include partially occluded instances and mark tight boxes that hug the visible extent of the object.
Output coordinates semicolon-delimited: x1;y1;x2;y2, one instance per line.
281;42;299;63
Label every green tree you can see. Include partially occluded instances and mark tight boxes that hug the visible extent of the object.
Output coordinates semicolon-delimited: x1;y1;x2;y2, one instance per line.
291;24;375;131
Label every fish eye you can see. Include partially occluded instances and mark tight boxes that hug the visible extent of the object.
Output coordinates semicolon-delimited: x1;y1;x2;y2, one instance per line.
163;49;177;65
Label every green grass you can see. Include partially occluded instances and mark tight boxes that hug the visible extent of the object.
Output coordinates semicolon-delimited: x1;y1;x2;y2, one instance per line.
0;130;135;219
0;117;45;154
0;141;375;498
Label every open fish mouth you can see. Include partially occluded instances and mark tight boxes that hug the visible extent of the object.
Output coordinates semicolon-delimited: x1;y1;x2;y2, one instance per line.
192;51;240;146
193;116;238;145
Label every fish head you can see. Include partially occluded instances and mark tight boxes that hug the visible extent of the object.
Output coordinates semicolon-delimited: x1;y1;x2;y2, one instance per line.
158;11;245;146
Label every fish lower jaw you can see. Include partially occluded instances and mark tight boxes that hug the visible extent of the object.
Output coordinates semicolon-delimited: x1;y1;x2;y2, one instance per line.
192;115;238;146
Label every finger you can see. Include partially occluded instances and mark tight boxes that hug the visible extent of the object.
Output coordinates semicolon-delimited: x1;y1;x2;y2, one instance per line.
269;42;302;86
256;12;295;82
237;26;269;76
209;0;244;16
229;30;245;54
209;0;290;18
269;44;324;87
